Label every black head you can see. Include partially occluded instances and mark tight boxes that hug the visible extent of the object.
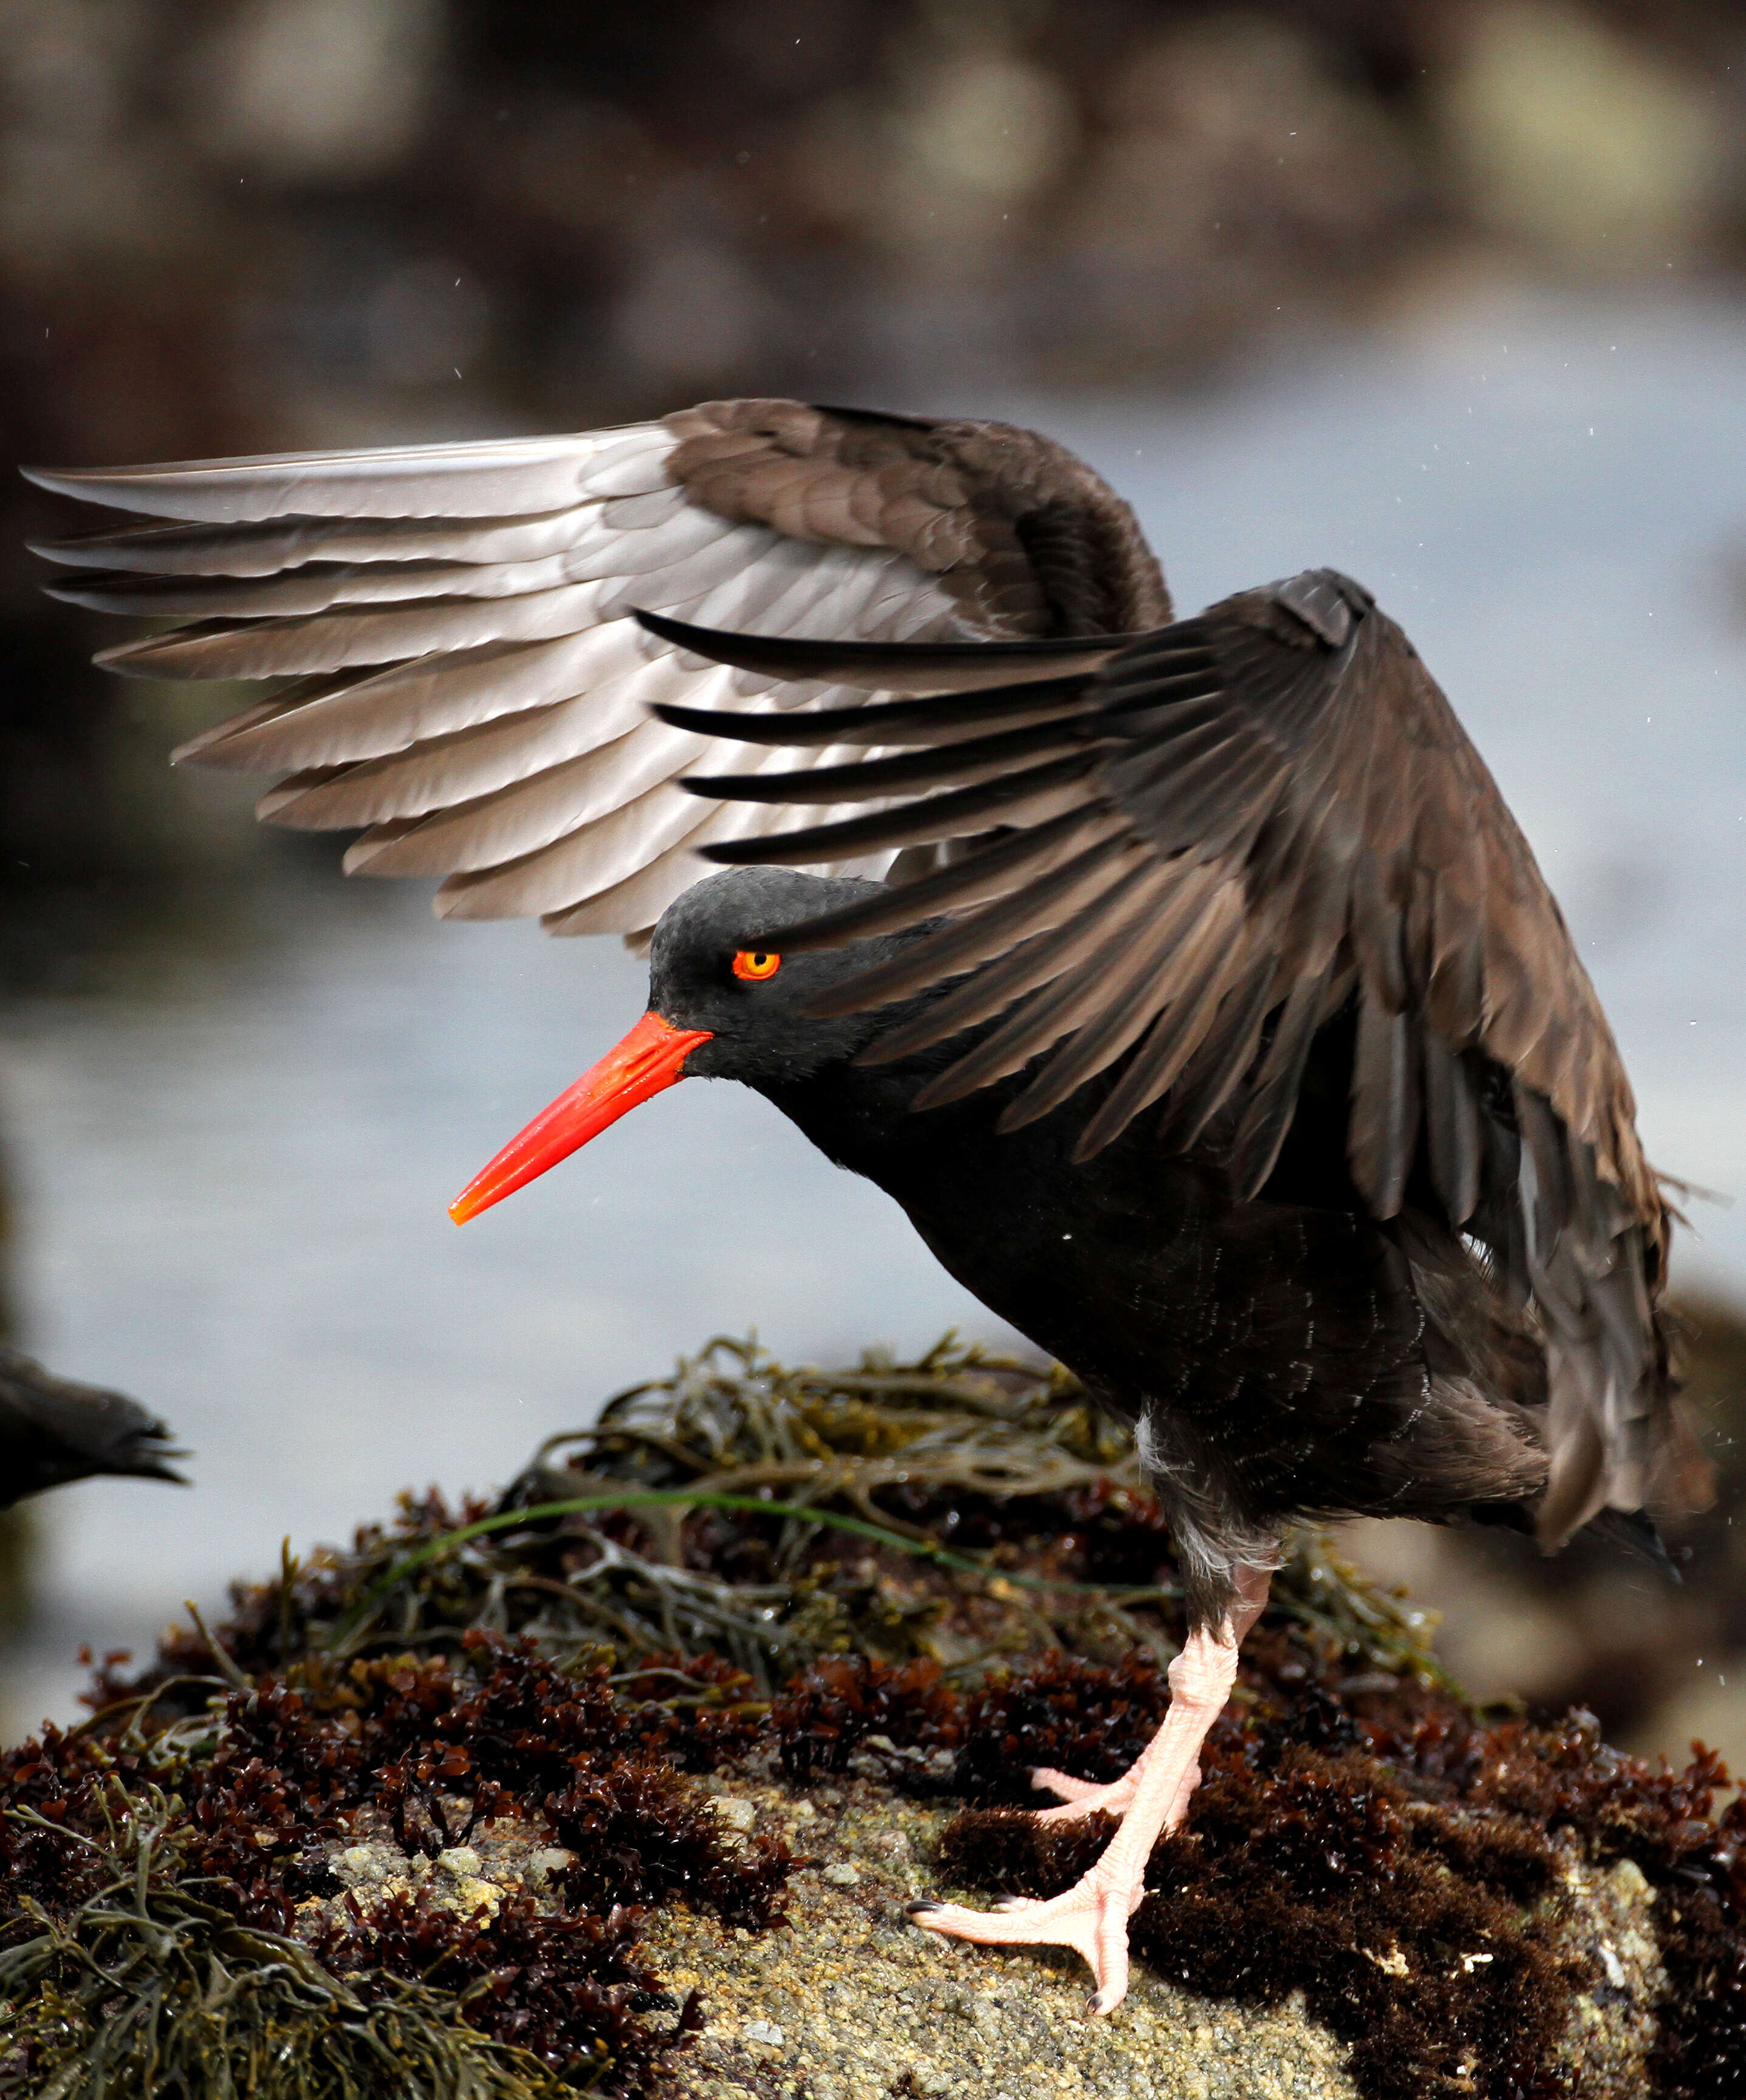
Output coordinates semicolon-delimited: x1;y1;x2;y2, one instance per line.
649;866;903;1086
448;866;925;1224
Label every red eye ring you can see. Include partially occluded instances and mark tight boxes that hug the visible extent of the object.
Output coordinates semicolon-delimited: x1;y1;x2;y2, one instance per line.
732;950;782;981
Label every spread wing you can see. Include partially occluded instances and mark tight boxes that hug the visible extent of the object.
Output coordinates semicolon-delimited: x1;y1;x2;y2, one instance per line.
646;571;1672;1543
25;399;1168;939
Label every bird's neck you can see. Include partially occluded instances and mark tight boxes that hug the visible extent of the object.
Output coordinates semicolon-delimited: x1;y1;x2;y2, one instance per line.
752;1049;1126;1272
757;1051;959;1184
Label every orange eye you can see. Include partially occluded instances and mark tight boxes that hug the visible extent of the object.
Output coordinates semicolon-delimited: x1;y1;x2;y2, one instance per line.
732;949;782;981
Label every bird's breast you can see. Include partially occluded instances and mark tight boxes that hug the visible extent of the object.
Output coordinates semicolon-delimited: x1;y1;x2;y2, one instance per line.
763;1064;1225;1395
757;1061;1437;1524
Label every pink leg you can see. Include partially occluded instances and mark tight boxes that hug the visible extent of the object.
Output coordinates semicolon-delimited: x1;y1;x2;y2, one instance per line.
911;1565;1272;2016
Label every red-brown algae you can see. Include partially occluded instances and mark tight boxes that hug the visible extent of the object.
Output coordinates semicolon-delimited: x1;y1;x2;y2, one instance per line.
3;1343;1741;2097
7;1631;1717;2096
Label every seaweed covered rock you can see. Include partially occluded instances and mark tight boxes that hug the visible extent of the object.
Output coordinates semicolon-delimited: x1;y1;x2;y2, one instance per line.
2;1339;1742;2099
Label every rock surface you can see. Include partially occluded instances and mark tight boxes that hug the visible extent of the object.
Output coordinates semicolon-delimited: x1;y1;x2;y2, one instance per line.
270;1765;1671;2100
643;1776;1366;2100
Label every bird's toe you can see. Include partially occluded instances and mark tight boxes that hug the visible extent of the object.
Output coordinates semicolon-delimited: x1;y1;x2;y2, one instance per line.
909;1878;1135;2013
1030;1764;1106;1803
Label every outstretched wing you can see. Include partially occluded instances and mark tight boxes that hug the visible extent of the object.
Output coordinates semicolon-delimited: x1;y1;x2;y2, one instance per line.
25;400;1168;939
648;571;1672;1543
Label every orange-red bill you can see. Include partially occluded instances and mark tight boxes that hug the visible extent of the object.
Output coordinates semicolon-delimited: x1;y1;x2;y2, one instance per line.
449;1011;713;1225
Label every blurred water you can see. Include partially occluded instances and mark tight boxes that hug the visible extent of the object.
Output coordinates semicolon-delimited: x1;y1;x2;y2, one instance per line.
4;284;1744;1734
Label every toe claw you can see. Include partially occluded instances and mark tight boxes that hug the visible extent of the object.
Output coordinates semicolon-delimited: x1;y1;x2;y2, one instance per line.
906;1900;942;1917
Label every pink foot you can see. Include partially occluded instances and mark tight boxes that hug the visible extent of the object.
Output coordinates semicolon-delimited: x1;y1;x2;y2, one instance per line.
909;1566;1274;2016
1030;1757;1200;1828
910;1862;1140;2015
911;1750;1191;2016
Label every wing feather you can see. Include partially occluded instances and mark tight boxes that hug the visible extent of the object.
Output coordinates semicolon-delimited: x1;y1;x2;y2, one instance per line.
816;830;1143;1022
179;629;651;774
867;862;1162;1069
651;673;1099;750
981;869;1238;1120
673;570;1670;1537
1058;904;1253;1150
36;399;1172;941
29;503;611;575
25;428;666;521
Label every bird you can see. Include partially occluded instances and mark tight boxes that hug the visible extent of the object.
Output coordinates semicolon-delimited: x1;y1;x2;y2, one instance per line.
0;1345;187;1506
23;398;1693;2015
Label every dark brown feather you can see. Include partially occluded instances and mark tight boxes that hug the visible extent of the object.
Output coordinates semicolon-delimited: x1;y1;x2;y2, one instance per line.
681;713;1094;805
664;399;1173;639
740;808;1105;952
699;752;1097;865
673;568;1674;1542
650;673;1100;749
635;605;1126;690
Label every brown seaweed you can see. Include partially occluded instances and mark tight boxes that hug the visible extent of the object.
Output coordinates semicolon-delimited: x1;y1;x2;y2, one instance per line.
2;1337;1740;2099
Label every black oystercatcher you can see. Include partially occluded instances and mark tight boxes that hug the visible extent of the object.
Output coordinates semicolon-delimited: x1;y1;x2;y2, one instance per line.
0;1347;186;1506
24;401;1692;2012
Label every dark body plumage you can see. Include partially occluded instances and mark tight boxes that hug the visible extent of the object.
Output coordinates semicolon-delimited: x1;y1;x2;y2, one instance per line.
789;1048;1494;1515
651;867;1546;1622
0;1347;185;1506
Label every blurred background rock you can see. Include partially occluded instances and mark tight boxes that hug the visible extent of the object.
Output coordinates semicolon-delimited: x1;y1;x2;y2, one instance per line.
1;0;1744;1763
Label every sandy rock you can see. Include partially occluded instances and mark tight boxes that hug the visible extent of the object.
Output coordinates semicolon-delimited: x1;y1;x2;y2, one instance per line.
642;1780;1361;2100
621;1772;1666;2100
301;1772;1673;2096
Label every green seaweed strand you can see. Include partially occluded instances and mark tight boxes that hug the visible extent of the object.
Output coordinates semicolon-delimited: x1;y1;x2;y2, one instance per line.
327;1489;1176;1650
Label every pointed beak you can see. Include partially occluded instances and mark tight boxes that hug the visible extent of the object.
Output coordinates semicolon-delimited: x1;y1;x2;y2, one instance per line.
449;1011;713;1225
